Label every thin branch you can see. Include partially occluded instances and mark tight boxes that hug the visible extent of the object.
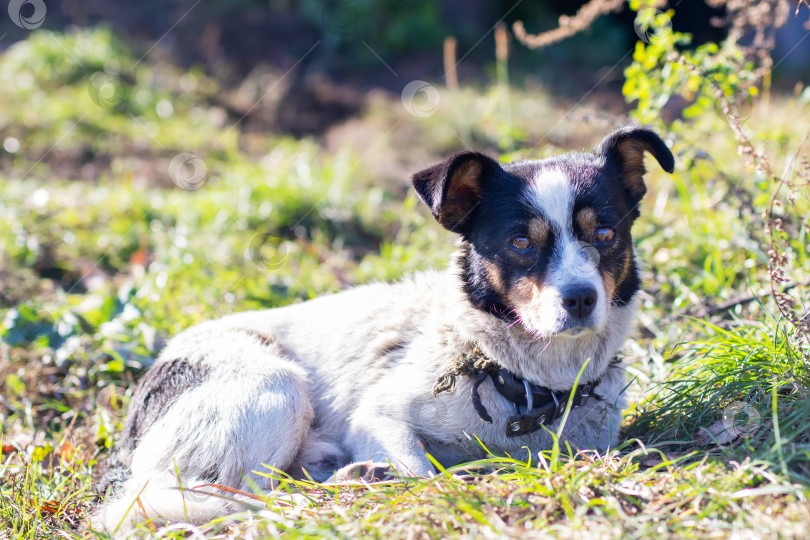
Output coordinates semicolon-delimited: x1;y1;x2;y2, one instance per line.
513;0;625;50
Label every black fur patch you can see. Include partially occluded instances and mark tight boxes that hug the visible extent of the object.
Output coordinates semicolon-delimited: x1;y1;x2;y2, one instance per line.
95;359;210;495
94;447;133;496
122;359;211;449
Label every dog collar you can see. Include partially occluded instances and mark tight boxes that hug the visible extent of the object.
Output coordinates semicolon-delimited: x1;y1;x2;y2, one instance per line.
431;345;604;438
489;368;601;438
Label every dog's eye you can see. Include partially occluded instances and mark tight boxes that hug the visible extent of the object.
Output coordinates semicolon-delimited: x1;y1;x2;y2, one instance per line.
595;227;616;244
509;236;532;251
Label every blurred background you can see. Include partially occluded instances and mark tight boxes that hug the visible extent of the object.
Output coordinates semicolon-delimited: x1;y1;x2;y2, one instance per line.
1;0;807;138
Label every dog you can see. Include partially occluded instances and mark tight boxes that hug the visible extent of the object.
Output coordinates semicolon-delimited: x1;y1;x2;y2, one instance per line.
94;125;674;533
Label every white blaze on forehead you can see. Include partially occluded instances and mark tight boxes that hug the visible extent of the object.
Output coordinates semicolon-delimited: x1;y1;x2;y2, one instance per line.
511;167;611;336
525;167;575;235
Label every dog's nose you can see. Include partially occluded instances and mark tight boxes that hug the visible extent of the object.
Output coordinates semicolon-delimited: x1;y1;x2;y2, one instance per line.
561;286;597;319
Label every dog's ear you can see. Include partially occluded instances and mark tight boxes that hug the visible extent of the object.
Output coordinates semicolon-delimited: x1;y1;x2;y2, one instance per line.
412;152;502;233
595;126;674;209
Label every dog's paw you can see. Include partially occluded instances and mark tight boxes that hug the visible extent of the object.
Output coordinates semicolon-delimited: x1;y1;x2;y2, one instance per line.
333;460;397;483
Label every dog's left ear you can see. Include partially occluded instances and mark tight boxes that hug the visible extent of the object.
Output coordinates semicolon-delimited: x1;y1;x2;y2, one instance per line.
595;126;674;209
412;152;503;234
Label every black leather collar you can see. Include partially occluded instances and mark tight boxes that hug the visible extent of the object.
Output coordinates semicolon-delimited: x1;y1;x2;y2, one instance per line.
488;368;602;438
431;343;605;438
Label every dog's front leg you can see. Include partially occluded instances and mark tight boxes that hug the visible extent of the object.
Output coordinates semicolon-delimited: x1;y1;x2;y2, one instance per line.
337;413;435;481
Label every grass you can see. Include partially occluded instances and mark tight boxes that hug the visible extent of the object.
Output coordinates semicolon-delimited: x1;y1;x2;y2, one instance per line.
1;26;809;538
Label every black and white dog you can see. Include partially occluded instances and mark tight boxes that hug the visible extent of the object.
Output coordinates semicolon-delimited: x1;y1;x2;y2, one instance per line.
95;126;673;532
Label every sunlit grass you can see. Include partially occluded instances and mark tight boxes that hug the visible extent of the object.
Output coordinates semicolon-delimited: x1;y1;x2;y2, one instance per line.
626;318;810;482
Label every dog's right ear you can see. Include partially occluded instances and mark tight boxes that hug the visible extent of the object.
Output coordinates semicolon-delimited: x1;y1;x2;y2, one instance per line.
595;126;674;207
412;152;502;233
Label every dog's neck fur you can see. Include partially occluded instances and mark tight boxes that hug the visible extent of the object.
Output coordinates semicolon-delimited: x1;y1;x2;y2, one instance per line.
442;249;636;391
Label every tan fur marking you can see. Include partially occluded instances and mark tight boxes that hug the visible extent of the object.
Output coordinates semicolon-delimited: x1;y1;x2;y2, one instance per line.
528;218;549;245
237;329;277;348
369;332;406;359
450;160;482;198
507;276;544;311
616;139;648;198
601;271;616;301
483;260;505;294
619;249;631;282
576;208;597;235
438;160;482;228
603;246;633;301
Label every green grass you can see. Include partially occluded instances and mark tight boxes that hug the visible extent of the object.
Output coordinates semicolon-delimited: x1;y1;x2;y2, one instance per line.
1;27;809;538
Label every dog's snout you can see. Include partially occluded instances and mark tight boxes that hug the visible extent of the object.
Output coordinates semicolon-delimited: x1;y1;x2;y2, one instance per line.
561;286;597;319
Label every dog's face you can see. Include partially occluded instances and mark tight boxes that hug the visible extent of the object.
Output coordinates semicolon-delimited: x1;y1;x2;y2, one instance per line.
413;126;674;340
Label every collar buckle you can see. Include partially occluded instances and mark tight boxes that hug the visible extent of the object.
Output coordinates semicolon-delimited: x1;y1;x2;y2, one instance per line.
493;368;602;438
506;401;558;437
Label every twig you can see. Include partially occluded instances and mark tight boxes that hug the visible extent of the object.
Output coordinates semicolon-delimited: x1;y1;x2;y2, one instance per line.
513;0;624;49
701;279;810;317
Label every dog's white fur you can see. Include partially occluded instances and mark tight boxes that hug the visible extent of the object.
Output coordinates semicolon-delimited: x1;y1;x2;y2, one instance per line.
95;263;632;533
526;167;573;233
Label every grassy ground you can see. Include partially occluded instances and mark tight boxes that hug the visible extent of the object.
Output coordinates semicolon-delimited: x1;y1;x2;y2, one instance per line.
1;27;809;539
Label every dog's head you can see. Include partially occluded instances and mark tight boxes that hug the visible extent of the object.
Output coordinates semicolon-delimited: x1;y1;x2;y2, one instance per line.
413;126;674;340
